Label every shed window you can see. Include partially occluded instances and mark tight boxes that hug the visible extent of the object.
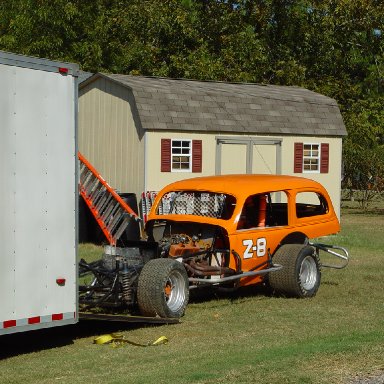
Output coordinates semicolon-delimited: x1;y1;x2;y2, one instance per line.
172;140;191;171
161;139;202;173
303;143;320;172
294;142;329;174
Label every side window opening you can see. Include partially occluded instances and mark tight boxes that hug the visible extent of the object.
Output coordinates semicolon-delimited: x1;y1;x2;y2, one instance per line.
156;191;236;220
296;192;328;218
237;192;288;230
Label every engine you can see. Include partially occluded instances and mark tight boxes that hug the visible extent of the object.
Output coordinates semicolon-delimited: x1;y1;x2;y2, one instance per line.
151;221;236;282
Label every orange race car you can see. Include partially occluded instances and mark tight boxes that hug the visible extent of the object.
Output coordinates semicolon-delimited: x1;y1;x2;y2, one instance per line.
140;174;349;318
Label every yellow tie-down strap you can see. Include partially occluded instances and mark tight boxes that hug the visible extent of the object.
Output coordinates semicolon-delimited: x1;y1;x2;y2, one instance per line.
94;333;168;348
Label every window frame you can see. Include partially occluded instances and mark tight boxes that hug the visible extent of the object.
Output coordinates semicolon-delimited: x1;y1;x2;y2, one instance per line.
295;191;329;219
302;143;321;173
171;139;192;172
237;191;289;230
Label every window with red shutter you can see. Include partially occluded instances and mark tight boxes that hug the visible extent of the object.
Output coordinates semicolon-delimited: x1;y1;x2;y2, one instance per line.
320;143;329;173
161;139;202;173
161;139;171;172
294;142;303;173
192;140;202;173
295;142;330;174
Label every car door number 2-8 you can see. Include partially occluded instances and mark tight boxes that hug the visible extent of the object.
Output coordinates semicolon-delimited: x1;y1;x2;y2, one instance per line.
242;238;267;259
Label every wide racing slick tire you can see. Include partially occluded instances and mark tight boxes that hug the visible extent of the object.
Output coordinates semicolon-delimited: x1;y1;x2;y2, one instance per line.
269;244;321;298
137;258;189;318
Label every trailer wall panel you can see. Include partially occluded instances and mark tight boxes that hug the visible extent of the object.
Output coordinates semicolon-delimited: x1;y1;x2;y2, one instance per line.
0;51;78;335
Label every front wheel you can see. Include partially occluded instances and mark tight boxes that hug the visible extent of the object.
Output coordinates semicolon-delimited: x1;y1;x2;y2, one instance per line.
269;244;321;298
137;258;189;318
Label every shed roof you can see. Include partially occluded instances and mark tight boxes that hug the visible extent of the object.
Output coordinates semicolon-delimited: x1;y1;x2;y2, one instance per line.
78;70;93;84
81;73;347;137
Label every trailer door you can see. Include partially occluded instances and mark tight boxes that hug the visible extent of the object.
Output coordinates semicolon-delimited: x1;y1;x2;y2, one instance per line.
0;51;78;335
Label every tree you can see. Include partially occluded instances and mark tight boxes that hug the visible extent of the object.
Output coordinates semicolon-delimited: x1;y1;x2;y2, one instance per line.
0;0;123;71
342;97;384;208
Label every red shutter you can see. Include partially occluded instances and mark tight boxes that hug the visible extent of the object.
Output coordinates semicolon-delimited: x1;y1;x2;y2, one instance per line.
161;139;171;172
294;142;303;173
320;143;329;173
192;140;202;173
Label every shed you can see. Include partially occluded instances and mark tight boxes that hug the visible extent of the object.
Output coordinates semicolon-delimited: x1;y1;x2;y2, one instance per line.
79;74;347;216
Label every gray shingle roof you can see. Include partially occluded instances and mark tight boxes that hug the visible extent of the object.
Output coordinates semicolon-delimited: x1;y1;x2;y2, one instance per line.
78;71;93;84
82;73;347;137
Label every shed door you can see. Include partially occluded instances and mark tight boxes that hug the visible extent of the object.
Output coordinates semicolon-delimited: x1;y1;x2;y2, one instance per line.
220;143;248;174
216;137;281;175
252;143;277;174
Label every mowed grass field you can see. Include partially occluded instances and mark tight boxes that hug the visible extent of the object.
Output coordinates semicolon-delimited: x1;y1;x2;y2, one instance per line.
0;211;383;384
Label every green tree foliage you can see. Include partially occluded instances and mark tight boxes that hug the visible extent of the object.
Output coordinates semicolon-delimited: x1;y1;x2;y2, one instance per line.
1;1;382;89
0;0;383;206
342;96;384;207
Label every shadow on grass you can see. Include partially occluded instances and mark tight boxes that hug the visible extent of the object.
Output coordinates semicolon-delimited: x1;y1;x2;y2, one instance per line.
0;285;273;360
0;319;153;360
342;207;384;215
189;283;272;304
0;282;308;359
321;280;340;286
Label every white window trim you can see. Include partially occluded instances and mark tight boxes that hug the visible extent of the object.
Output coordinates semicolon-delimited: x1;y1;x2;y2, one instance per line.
171;139;192;172
303;143;321;174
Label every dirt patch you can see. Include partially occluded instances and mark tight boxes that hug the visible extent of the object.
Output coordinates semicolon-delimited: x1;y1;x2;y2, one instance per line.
349;373;384;384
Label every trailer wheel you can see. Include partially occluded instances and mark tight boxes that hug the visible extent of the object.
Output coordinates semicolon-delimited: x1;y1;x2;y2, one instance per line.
269;244;321;298
137;258;189;318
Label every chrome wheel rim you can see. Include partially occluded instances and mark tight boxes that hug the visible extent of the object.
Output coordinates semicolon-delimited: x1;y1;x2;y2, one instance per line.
300;256;317;291
164;270;186;312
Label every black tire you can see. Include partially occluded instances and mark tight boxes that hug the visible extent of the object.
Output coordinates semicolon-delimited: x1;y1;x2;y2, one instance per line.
137;258;189;318
269;244;321;298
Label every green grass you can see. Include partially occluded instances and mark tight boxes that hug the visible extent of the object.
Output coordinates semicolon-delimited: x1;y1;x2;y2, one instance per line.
0;211;383;384
78;242;104;262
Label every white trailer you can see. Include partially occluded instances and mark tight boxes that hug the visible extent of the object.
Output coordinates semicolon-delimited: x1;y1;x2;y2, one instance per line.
0;51;79;335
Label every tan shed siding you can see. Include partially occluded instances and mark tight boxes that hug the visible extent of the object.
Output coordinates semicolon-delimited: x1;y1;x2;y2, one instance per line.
79;79;144;198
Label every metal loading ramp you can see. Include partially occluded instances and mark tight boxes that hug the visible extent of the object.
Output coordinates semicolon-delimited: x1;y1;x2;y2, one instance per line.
78;152;141;246
79;312;179;324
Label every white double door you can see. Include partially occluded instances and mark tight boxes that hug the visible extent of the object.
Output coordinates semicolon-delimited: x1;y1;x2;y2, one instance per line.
216;137;282;175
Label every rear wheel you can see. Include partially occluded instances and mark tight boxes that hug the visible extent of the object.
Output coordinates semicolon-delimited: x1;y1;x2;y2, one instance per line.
269;244;321;298
137;258;189;318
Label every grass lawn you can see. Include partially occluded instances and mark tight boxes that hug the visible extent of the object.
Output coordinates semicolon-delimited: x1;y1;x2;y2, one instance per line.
0;210;383;384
